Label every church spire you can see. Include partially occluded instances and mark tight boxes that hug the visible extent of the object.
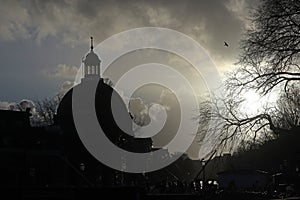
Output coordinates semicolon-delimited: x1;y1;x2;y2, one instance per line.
90;36;94;51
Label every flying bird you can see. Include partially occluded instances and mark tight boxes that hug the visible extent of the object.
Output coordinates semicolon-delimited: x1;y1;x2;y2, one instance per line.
224;41;229;47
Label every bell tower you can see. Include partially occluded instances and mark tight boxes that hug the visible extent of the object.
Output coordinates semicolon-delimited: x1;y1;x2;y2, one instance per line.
82;37;101;79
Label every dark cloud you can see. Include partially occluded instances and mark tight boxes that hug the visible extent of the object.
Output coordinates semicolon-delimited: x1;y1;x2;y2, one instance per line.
0;0;256;69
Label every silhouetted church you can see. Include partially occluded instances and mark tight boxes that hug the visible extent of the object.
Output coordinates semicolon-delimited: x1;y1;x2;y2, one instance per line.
55;37;152;185
0;38;200;191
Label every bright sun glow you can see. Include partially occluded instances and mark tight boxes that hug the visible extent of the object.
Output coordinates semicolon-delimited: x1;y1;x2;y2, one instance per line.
241;90;278;115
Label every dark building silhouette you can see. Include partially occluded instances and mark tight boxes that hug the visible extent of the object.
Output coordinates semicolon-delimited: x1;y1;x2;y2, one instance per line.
0;109;31;148
55;37;152;185
57;36;152;151
0;38;220;198
0;109;67;188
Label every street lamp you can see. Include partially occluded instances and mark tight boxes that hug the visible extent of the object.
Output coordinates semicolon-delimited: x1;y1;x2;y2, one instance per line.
201;159;206;190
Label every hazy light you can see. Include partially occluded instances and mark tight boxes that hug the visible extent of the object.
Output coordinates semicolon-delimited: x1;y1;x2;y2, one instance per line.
241;90;278;115
241;90;261;115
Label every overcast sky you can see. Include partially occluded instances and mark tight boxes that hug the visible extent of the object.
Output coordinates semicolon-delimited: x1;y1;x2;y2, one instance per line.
0;0;261;159
0;0;259;102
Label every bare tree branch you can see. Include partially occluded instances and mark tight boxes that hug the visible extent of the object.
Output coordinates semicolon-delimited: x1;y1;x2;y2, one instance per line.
228;0;300;95
33;94;62;126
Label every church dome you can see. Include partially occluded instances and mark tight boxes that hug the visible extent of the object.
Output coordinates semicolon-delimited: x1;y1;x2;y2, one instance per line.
83;50;100;67
56;79;153;155
56;79;134;147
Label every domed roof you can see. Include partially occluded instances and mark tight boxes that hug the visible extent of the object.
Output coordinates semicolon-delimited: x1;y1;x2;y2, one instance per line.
83;50;100;67
56;79;152;153
57;79;131;139
82;37;101;67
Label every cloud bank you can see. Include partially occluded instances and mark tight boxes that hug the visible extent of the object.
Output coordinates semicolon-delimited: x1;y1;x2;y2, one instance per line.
0;0;256;71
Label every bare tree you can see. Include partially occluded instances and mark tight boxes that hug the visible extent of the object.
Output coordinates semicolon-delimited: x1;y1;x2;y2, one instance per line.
199;94;275;155
198;0;300;156
227;0;300;95
198;86;300;156
273;84;300;130
34;95;62;126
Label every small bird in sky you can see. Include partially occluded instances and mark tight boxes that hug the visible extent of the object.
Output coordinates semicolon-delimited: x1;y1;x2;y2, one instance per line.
224;41;229;47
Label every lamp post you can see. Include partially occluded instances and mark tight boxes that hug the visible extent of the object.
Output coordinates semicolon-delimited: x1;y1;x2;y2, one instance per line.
201;159;206;199
201;159;206;189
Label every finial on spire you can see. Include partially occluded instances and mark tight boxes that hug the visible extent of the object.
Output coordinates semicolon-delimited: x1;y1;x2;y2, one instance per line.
90;36;94;51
